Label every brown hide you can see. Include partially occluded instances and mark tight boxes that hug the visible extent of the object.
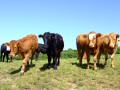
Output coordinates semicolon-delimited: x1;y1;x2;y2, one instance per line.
76;32;101;69
93;33;119;70
10;35;38;74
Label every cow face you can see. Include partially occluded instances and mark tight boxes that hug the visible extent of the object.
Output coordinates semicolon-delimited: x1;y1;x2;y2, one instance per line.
88;32;101;48
109;33;119;48
9;40;18;57
39;32;53;48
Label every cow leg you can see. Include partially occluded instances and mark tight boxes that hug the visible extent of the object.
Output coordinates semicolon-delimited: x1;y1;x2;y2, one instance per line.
77;49;81;64
93;56;97;70
53;57;58;70
1;52;3;62
47;55;51;68
6;53;9;62
79;49;84;65
3;53;5;62
35;52;39;61
93;48;100;70
86;51;90;69
30;55;33;65
97;52;101;65
104;53;108;66
57;54;61;66
10;56;12;62
29;51;33;65
111;54;115;68
26;60;30;67
21;54;30;74
53;56;55;65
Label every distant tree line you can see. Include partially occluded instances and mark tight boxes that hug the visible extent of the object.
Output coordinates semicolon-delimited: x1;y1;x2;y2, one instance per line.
39;46;120;59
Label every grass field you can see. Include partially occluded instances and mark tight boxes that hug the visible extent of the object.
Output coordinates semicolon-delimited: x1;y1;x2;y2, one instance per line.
0;54;120;90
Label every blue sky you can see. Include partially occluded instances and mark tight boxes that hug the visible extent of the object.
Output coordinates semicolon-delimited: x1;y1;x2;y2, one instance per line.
0;0;120;49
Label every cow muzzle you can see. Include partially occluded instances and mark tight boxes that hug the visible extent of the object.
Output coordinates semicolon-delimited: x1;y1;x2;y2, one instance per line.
109;43;115;48
89;43;95;48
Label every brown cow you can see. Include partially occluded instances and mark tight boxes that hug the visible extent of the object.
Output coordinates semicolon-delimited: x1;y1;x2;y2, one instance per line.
76;32;101;69
9;35;38;74
93;33;119;70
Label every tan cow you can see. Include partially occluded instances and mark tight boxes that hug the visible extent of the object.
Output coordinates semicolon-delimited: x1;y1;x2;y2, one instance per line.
93;33;119;70
9;35;38;74
76;32;101;69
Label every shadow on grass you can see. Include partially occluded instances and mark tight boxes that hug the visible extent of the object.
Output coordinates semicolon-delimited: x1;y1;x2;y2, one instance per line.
40;63;56;71
10;64;35;74
72;62;105;69
0;60;13;63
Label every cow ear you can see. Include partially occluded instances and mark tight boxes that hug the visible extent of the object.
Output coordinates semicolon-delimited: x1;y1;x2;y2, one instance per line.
38;34;43;38
116;34;119;38
96;33;102;38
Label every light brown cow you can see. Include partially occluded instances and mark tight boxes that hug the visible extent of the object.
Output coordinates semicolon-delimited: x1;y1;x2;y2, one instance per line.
93;33;119;70
9;35;38;74
76;32;101;69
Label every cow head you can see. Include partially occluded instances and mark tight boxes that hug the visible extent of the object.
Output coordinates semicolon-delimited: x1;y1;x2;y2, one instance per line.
39;32;52;48
109;33;119;48
5;43;11;51
9;40;18;57
88;32;101;48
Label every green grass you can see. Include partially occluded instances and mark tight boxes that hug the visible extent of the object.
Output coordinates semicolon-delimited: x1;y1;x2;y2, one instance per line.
0;54;120;90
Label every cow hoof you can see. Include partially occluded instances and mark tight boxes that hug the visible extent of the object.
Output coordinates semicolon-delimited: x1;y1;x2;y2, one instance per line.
112;65;115;69
20;73;24;75
104;63;107;66
87;66;90;69
20;70;24;75
57;63;60;66
94;67;97;70
79;62;82;65
47;65;51;69
54;66;57;70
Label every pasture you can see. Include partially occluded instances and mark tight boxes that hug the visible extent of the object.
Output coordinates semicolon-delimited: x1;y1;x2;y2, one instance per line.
0;54;120;90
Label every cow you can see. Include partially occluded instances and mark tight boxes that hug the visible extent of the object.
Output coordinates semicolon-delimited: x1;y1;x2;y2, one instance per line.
76;32;101;69
39;32;64;70
93;33;119;70
9;35;38;74
34;43;47;60
0;43;12;62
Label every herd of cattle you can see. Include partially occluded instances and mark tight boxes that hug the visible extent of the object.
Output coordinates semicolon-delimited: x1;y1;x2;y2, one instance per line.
0;32;119;74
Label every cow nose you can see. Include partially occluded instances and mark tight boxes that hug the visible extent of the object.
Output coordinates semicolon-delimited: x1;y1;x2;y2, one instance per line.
110;44;115;48
89;43;94;48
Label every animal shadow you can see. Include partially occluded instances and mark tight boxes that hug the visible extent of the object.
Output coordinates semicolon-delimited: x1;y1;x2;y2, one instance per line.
10;66;21;74
72;62;105;69
72;62;89;69
40;63;55;71
10;64;35;74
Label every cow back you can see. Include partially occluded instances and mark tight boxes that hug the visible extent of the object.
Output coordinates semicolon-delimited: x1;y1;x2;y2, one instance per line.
53;34;64;51
17;35;38;54
76;34;89;48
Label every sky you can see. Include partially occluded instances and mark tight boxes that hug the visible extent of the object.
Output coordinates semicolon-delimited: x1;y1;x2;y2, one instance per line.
0;0;120;49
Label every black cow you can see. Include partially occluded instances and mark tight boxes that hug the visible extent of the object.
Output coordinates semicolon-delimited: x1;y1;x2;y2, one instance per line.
39;32;64;70
34;43;47;60
0;43;12;62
